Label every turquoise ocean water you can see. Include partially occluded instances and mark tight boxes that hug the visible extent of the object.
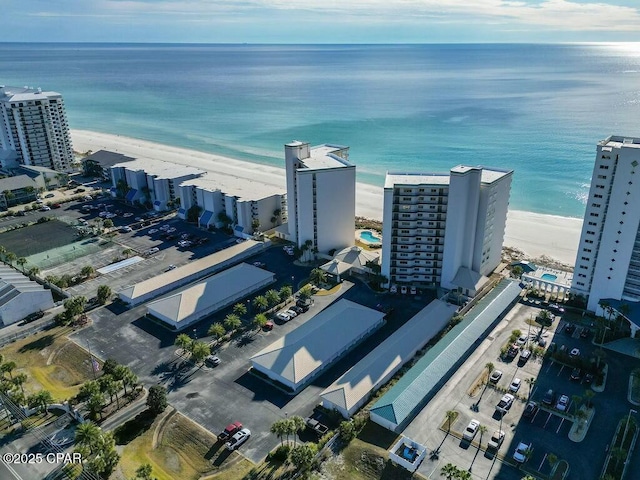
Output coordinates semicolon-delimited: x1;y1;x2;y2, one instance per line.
1;43;639;218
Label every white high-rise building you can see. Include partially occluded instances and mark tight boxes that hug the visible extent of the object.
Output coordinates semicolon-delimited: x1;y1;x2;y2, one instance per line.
284;141;355;254
0;86;74;172
381;166;512;295
572;136;640;312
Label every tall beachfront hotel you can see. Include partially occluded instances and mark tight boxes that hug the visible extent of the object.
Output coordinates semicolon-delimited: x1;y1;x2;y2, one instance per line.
284;141;355;253
381;166;512;295
0;86;74;172
572;136;640;313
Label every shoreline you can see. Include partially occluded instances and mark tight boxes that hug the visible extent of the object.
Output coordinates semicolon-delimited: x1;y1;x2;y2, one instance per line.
71;129;582;266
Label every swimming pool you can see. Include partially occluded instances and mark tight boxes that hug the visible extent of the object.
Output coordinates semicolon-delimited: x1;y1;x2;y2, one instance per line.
360;230;381;243
541;273;557;281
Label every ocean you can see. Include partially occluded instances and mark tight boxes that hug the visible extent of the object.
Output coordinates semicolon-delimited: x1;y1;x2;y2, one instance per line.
1;43;639;218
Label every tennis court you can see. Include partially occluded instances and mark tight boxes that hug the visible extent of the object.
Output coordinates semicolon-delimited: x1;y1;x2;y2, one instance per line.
0;220;80;257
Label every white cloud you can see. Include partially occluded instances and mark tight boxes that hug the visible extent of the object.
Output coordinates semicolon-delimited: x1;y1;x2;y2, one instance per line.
26;0;640;32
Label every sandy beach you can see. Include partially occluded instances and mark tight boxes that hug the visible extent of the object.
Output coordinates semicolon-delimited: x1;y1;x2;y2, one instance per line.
71;129;582;266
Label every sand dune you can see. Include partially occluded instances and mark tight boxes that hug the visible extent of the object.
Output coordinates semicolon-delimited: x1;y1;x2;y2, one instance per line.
71;129;582;266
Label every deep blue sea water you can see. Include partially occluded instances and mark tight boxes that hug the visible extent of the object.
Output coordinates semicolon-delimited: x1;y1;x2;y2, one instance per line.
1;43;639;218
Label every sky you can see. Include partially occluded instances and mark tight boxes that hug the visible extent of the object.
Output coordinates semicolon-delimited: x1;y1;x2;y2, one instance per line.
3;0;640;43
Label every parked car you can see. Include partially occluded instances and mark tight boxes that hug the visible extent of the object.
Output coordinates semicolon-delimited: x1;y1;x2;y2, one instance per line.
148;228;158;234
487;430;505;450
263;321;274;331
285;309;298;318
389;285;397;294
463;419;480;441
580;327;591;339
165;265;177;272
400;286;408;294
225;428;251;451
217;422;242;442
290;305;304;314
538;337;547;347
542;389;556;405
296;298;312;310
570;348;581;357
410;286;417;295
584;373;594;384
123;212;133;218
509;378;522;393
496;393;515;413
564;324;576;334
523;401;538;418
518;350;531;365
489;370;503;384
548;303;565;314
39;206;50;211
305;417;329;435
513;442;531;463
145;247;160;255
506;343;520;359
570;368;582;381
45;193;55;198
556;394;569;412
159;224;170;231
517;334;528;346
205;355;221;367
276;312;291;322
51;203;61;209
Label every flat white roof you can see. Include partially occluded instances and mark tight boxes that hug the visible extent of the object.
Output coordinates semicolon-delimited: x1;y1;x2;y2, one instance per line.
385;165;511;189
146;263;274;323
114;158;205;180
118;240;261;302
299;144;353;170
0;86;61;102
251;299;385;387
180;173;284;202
600;135;640;149
320;300;457;416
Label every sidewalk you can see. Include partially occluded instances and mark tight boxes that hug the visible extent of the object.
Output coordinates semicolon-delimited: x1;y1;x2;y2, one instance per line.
100;388;148;432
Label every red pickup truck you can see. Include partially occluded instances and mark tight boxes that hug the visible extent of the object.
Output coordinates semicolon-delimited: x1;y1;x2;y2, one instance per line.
217;421;243;442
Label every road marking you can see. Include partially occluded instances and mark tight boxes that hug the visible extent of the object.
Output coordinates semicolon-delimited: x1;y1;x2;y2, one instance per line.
556;418;565;434
1;458;22;480
543;412;552;428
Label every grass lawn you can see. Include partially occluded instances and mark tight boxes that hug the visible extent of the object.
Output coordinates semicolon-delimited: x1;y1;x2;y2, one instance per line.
0;326;97;401
320;421;411;480
118;410;250;480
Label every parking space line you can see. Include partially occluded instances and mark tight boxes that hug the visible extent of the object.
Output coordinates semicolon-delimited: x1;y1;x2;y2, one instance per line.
543;412;552;428
556;418;565;434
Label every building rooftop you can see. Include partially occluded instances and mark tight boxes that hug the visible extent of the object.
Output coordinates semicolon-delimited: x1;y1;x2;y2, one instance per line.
320;300;457;416
0;266;51;303
115;158;205;180
0;175;38;192
146;263;274;324
84;150;136;168
385;166;512;189
118;240;261;302
370;279;521;430
599;136;640;149
298;144;353;171
251;299;385;386
180;173;284;202
0;85;61;102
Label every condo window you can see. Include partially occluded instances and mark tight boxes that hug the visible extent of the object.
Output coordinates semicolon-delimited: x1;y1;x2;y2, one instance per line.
585;240;593;244
589;213;599;217
591;203;601;208
597;175;607;179
583;248;592;253
599;165;609;169
594;194;603;199
588;222;597;226
580;265;588;269
581;256;589;261
587;231;595;235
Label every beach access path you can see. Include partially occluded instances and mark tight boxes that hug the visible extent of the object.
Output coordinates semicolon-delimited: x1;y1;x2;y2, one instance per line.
71;129;582;265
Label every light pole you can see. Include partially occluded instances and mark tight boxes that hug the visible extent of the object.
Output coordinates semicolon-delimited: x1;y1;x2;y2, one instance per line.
621;409;637;454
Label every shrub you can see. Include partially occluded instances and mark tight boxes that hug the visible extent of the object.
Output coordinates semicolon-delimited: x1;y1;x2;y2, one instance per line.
267;444;291;462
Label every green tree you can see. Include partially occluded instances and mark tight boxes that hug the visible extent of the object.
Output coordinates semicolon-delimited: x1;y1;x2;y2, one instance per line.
310;268;327;286
191;341;211;364
81;265;95;278
252;295;268;312
511;265;523;278
75;421;101;454
584;389;595;408
16;257;27;272
122;248;133;258
440;463;459;479
233;302;247;317
96;285;112;304
103;218;114;229
186;205;202;223
253;313;268;330
26;265;40;277
134;463;155;480
289;443;316;472
279;285;293;302
121;368;138;397
208;322;226;339
12;373;27;397
146;385;167;415
78;380;101;401
265;289;280;307
175;333;193;354
223;313;242;331
270;419;288;446
290;415;306;446
102;358;119;376
87;393;104;420
298;285;313;301
63;296;87;321
5;252;16;266
445;410;456;433
28;389;53;414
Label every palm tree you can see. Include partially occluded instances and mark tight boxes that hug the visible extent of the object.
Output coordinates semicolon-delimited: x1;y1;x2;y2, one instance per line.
233;303;247;317
253;313;268;330
1;361;17;379
75;422;101;454
223;313;242;331
174;333;193;354
525;377;536;402
121;248;133;258
35;390;53;413
16;257;27;272
120;368;138;397
445;410;456;433
81;265;95;278
208;322;226;339
265;289;280;307
571;395;582;414
584;389;595;408
27;266;40;278
440;463;459;479
5;252;16;266
270;419;288;446
279;285;293;302
310;268;327;286
12;373;27;397
105;379;121;409
485;362;494;381
87;393;104;420
253;295;268;312
0;245;6;260
191;341;211;364
291;415;306;446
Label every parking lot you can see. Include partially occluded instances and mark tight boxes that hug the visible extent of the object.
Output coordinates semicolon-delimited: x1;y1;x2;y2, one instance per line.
70;251;434;463
400;297;640;480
